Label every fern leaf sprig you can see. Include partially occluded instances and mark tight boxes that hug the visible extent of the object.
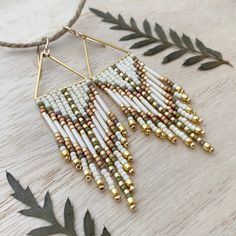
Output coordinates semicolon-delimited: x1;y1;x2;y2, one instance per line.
90;8;232;70
6;172;111;236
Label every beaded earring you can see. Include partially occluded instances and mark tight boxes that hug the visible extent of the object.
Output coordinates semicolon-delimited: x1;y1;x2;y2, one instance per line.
35;39;136;210
65;28;214;153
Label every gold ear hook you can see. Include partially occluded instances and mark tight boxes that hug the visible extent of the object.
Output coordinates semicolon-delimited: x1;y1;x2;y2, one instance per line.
34;37;87;100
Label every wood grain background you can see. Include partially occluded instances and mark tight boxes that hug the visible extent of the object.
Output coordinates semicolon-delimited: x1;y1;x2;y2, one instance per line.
0;0;236;235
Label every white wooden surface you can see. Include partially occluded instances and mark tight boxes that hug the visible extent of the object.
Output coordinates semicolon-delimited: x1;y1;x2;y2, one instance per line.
0;0;236;235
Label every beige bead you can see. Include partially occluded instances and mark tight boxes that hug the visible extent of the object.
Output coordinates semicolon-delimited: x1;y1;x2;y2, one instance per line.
192;115;202;123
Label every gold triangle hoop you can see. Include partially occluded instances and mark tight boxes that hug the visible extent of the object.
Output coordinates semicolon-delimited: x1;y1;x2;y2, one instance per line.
35;38;87;100
64;27;130;79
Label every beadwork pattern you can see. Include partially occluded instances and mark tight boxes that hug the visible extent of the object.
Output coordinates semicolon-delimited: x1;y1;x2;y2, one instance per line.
36;80;136;210
94;54;214;153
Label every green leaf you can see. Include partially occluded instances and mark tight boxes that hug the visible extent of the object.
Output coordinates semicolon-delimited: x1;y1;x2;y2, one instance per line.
143;19;152;36
130;17;139;30
198;61;223;70
182;34;195;50
84;210;95;236
195;38;207;52
169;29;183;47
205;47;222;60
101;227;111;236
183;55;206;66
120;33;143;41
6;171;39;208
130;39;157;49
64;198;76;236
143;44;170;55
89;8;107;18
27;225;64;236
154;23;168;42
162;49;187;63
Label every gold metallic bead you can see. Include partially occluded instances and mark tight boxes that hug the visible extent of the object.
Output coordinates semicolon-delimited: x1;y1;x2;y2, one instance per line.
128;120;137;130
119;125;127;136
160;132;167;139
167;133;177;144
121;137;128;145
111;188;121;202
123;150;131;160
127;155;133;163
125;179;134;192
61;150;70;161
123;163;135;175
96;179;105;191
73;158;82;170
142;124;151;135
185;138;195;149
186;107;195;114
127;197;136;211
155;128;162;138
192;115;202;123
175;85;184;93
195;127;205;135
181;94;191;103
84;169;92;182
203;143;214;153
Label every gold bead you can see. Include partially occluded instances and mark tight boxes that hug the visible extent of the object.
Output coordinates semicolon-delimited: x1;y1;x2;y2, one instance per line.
181;94;191;103
186;107;195;114
121;137;128;146
195;127;205;135
203;143;214;153
192;115;202;123
125;179;134;192
123;150;131;160
127;155;133;163
61;150;70;161
119;125;127;136
175;85;184;93
185;138;195;149
123;163;135;175
167;133;177;144
96;179;105;191
127;197;136;211
111;188;121;202
84;169;92;182
128;120;137;130
142;124;151;135
155;128;162;138
72;158;82;170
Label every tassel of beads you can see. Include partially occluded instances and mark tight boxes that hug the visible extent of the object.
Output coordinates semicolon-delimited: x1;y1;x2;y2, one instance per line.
93;54;214;153
36;80;136;210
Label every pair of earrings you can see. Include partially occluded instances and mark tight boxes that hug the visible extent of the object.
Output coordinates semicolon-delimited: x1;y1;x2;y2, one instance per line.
35;27;214;211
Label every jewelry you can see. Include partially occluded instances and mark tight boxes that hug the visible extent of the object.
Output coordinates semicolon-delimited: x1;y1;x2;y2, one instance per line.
66;28;214;153
35;39;136;210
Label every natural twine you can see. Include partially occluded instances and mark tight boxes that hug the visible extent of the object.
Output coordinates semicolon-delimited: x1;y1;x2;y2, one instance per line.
0;0;86;48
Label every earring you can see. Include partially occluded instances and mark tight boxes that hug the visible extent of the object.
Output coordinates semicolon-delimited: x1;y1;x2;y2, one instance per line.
35;39;136;210
66;27;214;153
